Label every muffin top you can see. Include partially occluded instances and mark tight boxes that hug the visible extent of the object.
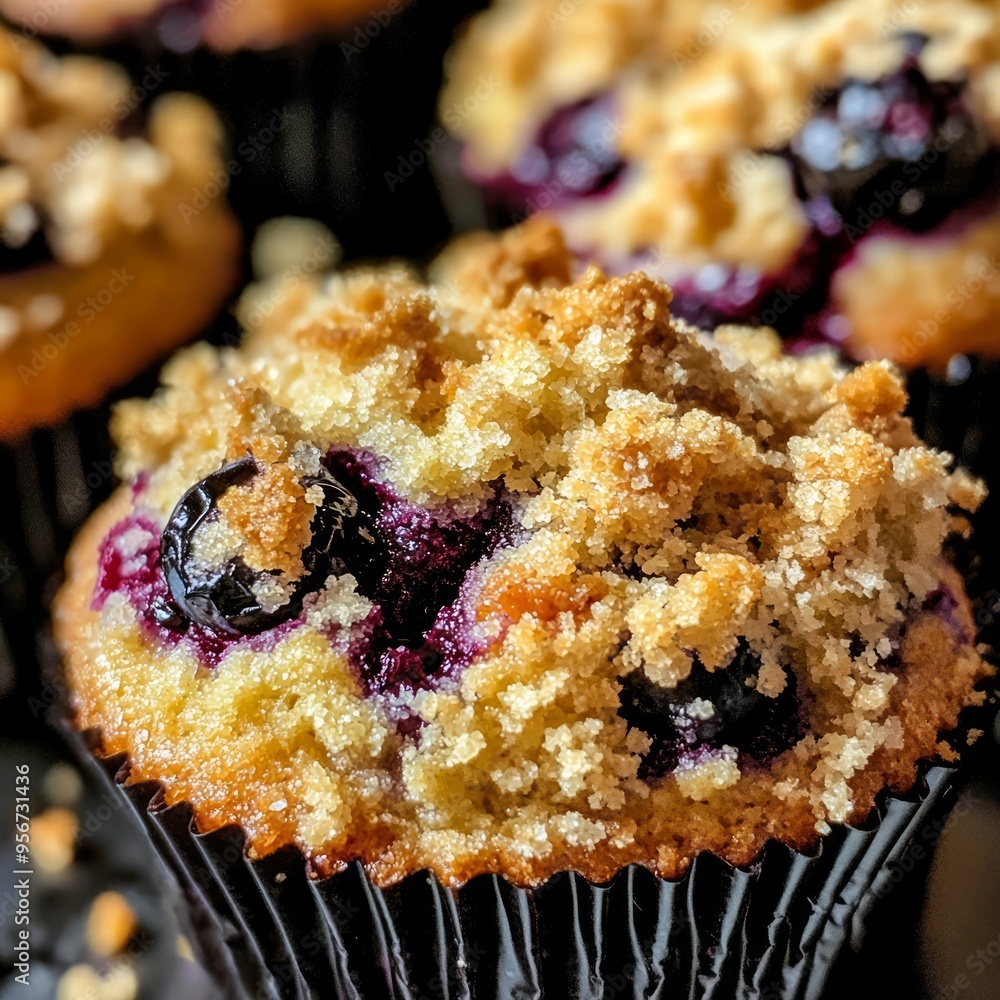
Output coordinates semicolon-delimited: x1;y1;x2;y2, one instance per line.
56;221;991;887
0;0;407;50
443;0;825;173
448;0;1000;264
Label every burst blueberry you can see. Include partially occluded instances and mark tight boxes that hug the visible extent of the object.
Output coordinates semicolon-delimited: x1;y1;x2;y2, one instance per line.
474;95;625;211
617;640;804;779
159;457;380;637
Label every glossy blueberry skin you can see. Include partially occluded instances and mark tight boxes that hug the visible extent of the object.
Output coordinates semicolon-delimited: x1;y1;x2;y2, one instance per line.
160;457;380;637
618;640;805;779
323;450;514;698
155;449;513;695
789;53;996;234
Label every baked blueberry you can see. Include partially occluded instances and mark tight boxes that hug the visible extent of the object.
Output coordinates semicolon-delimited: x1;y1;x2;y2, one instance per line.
473;95;624;210
618;641;804;779
789;54;996;234
160;458;381;637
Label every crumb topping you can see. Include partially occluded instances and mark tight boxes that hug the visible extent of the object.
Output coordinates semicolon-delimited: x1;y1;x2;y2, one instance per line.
443;0;826;172
56;221;991;887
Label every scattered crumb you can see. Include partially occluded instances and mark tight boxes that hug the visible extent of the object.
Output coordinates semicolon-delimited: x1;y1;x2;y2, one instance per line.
57;964;137;1000
30;808;77;874
86;892;138;959
176;935;195;962
43;763;84;808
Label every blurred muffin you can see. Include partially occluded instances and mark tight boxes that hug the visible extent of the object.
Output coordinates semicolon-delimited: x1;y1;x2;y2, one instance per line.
0;0;410;50
443;0;826;174
443;0;1000;368
55;221;990;890
0;31;240;439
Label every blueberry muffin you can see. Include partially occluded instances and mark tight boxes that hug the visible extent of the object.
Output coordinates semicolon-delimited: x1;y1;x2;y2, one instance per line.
0;31;240;438
55;221;991;888
0;0;407;50
444;0;1000;368
443;0;825;177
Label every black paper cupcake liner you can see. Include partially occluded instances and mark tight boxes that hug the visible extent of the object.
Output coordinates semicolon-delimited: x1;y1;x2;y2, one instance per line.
905;359;1000;652
58;719;970;1000
0;408;118;720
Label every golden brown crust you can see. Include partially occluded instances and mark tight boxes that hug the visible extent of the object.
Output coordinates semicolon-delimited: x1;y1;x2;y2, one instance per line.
56;221;992;888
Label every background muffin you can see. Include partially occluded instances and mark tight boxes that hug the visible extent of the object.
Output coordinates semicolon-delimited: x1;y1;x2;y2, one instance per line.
0;30;240;438
0;0;412;50
443;0;1000;369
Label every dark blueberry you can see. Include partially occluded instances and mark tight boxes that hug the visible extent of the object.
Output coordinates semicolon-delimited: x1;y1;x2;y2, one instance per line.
665;231;835;338
323;449;515;697
473;95;625;210
154;448;514;696
160;457;381;637
788;50;997;234
617;640;805;780
150;595;189;633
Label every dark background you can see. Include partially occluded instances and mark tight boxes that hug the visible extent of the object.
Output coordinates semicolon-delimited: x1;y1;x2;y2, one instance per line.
1;1;999;996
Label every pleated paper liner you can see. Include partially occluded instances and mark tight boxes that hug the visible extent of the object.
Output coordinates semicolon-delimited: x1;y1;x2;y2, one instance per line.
57;718;973;1000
